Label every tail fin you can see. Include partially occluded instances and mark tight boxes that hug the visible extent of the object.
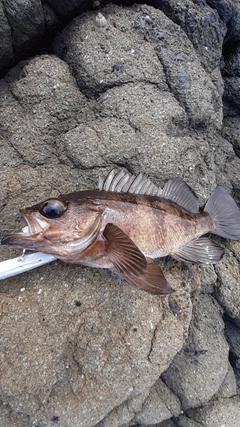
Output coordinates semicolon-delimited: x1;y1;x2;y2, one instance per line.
204;187;240;240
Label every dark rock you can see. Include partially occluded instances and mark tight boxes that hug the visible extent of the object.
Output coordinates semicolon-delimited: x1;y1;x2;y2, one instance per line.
3;0;45;57
224;44;240;77
0;2;240;427
47;0;90;21
154;0;227;73
224;77;240;109
222;114;240;158
162;295;230;410
0;1;14;70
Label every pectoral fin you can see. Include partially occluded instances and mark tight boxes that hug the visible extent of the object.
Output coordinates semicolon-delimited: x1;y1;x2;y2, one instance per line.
122;257;173;295
103;223;172;295
103;223;147;275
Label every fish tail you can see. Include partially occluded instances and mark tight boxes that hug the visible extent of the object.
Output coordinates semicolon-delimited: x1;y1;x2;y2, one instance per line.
204;186;240;240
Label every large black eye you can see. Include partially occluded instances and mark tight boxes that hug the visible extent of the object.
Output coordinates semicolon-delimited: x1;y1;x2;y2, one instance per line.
40;199;66;218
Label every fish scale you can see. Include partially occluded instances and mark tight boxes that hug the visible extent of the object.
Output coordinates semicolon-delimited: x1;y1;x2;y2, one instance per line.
2;170;240;294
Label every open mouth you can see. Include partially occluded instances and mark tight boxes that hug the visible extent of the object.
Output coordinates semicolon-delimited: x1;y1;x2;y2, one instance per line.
1;210;50;248
19;209;50;236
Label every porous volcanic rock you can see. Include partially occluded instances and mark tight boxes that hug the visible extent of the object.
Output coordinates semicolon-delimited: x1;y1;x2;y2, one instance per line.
0;2;240;427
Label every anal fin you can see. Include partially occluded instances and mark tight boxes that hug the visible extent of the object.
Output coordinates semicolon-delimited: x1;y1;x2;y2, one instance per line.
171;236;224;264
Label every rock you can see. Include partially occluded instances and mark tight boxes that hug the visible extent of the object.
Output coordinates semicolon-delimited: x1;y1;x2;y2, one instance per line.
54;4;223;128
222;115;240;158
132;379;181;425
206;0;234;22
0;0;91;76
0;1;14;71
225;317;240;359
224;44;240;77
224;315;240;389
96;379;181;427
162;294;230;410
46;0;90;21
157;415;200;427
0;261;187;427
214;248;240;320
0;52;193;425
186;396;240;427
214;362;237;398
156;0;227;73
224;77;240;109
3;0;45;57
0;2;240;427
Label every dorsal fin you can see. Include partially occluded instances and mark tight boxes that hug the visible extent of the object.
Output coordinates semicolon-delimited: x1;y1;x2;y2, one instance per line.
97;169;160;196
162;177;199;213
97;170;199;212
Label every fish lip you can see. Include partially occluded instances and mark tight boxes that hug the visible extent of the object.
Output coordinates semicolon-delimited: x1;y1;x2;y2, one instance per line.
1;210;50;246
20;208;50;236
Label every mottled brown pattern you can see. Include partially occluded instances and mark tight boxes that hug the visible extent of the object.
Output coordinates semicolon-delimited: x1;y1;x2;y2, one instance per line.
2;189;214;260
62;190;200;220
2;185;232;294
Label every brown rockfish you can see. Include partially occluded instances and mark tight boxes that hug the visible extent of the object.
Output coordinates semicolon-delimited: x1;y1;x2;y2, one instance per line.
2;170;240;294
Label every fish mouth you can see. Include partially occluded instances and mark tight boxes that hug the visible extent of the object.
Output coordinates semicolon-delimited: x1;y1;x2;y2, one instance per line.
1;209;50;248
20;208;50;236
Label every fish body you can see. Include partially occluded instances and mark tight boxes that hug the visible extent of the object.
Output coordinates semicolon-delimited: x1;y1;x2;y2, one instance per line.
2;170;240;294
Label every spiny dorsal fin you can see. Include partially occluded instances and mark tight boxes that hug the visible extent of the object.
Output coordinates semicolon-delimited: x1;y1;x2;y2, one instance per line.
97;170;199;212
97;169;160;196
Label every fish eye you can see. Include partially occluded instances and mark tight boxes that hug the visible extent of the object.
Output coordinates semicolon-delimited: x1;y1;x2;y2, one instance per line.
40;199;66;218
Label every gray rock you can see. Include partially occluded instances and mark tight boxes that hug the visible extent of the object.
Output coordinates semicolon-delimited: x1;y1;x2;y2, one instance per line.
222;2;240;45
98;378;181;427
132;379;181;425
156;0;227;73
0;0;91;75
214;362;237;398
0;54;193;426
186;396;240;427
0;260;186;427
54;4;223;128
0;2;240;427
206;0;234;22
224;316;240;389
162;294;230;410
214;249;240;320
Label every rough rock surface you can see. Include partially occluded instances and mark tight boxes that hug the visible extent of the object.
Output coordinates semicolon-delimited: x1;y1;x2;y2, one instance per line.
0;2;240;427
162;294;231;409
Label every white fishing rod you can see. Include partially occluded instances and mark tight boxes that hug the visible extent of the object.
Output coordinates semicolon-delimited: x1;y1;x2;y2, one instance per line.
0;252;56;280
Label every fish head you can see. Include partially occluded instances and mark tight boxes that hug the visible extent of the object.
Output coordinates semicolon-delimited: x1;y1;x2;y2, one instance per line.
1;196;102;257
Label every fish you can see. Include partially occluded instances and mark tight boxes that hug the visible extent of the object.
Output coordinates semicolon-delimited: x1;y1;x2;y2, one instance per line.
2;169;240;295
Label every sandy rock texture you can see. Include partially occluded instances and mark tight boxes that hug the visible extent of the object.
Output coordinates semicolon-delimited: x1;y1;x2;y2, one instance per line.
0;1;240;427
